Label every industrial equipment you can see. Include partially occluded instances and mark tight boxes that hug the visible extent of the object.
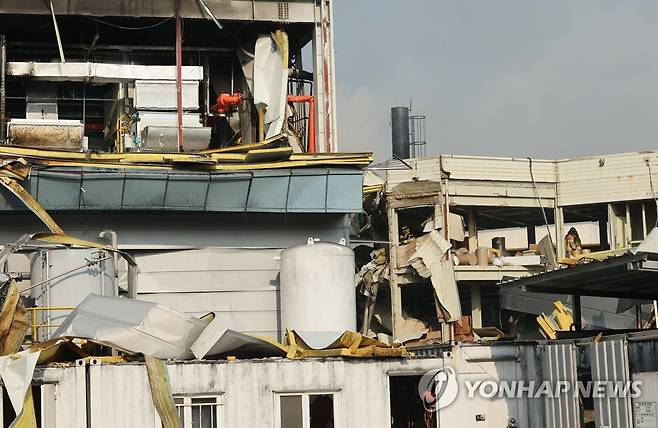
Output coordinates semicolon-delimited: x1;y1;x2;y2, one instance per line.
0;3;332;153
279;238;357;346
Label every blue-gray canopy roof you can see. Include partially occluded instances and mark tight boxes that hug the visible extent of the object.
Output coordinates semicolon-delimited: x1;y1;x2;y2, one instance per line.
0;167;364;213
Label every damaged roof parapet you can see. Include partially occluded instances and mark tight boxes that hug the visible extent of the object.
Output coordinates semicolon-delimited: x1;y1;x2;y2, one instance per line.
0;136;371;213
0;167;364;213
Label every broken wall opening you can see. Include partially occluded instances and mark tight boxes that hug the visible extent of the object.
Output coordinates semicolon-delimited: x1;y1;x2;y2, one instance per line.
389;375;434;428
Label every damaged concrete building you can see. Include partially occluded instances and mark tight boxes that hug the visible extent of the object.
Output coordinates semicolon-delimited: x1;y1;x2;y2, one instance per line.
2;2;658;428
358;149;658;344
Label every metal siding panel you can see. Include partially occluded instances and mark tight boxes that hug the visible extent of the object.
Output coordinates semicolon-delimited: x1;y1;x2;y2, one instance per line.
137;294;280;339
134;80;199;110
591;338;633;428
137;270;279;292
163;172;210;210
558;152;658;206
442;155;556;183
450;195;556;208
448;180;556;202
247;170;291;212
88;363;160;428
80;168;125;209
326;171;363;213
138;291;278;313
286;169;328;212
132;248;281;337
36;168;82;209
122;170;168;209
541;343;580;428
205;173;251;211
386;158;442;188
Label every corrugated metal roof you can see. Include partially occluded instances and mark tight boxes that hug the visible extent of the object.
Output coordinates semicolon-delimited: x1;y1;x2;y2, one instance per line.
500;252;658;300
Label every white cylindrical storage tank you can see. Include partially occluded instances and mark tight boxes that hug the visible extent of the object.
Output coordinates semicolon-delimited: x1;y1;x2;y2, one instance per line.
29;248;116;341
280;238;356;346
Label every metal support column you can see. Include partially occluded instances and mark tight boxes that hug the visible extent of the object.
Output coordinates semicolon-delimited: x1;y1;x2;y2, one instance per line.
175;1;184;151
555;206;565;258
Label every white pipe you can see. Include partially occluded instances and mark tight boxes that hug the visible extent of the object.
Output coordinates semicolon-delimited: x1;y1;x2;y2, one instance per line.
99;230;119;297
48;0;66;63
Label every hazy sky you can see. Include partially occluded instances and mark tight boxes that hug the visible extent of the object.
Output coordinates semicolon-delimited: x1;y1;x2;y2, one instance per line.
333;1;658;161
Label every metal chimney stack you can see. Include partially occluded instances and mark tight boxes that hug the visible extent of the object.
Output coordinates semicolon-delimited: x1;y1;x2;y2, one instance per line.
391;106;410;159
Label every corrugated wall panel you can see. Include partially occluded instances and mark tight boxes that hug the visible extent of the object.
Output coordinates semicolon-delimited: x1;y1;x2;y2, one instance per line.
448;180;556;200
591;338;633;428
442;155;556;183
541;343;580;428
133;248;282;339
557;152;658;206
386;158;442;188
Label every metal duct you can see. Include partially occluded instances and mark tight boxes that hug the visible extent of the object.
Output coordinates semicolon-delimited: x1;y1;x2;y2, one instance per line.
391;106;410;159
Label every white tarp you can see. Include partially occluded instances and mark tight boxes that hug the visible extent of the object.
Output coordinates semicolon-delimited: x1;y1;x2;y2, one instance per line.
253;35;288;139
0;349;41;416
53;294;208;359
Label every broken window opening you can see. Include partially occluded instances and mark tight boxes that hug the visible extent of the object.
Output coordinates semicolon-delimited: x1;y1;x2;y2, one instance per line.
276;392;335;428
174;395;222;428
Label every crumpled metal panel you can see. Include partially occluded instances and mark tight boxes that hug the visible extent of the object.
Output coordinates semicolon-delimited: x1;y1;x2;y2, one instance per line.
53;294;208;359
591;338;633;428
541;343;580;428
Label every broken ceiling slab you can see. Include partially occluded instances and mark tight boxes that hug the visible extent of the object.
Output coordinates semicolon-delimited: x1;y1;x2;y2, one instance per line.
53;294;209;359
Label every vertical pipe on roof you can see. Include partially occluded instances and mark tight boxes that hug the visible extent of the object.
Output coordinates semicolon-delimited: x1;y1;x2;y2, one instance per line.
391;107;410;159
175;1;184;152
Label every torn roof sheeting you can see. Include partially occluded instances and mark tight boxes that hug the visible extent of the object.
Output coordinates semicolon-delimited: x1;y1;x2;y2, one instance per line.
0;134;373;171
53;294;208;359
